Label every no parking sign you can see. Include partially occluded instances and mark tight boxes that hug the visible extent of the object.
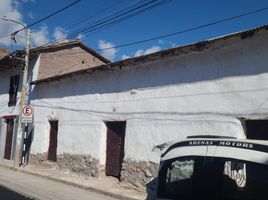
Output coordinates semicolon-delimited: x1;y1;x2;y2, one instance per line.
22;105;33;123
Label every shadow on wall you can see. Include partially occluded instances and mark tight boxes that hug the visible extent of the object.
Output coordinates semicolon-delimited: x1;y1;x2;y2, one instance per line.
21;125;34;166
30;39;268;100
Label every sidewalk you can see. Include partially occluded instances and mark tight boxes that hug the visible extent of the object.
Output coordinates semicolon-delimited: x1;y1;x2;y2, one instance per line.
0;159;147;200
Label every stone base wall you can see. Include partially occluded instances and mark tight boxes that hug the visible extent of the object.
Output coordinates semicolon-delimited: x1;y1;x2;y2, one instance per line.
120;158;158;188
30;154;158;189
30;153;100;177
30;153;47;163
57;153;100;177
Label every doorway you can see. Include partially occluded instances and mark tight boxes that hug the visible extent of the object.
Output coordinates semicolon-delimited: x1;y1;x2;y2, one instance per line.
4;118;15;160
48;120;58;161
105;121;126;178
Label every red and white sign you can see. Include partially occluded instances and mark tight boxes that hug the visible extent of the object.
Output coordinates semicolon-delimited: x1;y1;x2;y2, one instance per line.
22;104;33;123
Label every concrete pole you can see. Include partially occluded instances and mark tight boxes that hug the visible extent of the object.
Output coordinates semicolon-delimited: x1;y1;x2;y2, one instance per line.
14;28;31;168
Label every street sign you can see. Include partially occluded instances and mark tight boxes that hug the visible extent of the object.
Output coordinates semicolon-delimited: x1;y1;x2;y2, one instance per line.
22;105;33;123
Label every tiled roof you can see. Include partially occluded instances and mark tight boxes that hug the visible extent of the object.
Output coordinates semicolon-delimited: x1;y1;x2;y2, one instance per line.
17;24;268;84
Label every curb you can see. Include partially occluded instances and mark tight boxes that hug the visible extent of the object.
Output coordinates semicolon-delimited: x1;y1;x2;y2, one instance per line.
0;164;143;200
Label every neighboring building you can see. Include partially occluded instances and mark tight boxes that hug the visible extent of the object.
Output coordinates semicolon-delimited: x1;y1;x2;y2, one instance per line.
0;49;21;161
28;25;268;188
0;41;109;162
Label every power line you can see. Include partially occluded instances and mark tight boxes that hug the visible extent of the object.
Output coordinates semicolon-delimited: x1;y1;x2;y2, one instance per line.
69;0;167;36
12;0;81;35
35;0;170;48
95;5;268;51
40;4;268;58
78;0;169;36
61;0;125;32
74;0;169;41
0;0;81;39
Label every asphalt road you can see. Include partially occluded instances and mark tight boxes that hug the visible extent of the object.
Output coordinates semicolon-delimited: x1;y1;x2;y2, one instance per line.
0;185;33;200
0;167;117;200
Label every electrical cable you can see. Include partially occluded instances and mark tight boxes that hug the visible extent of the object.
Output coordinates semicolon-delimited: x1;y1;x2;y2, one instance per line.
95;5;268;51
35;0;169;48
39;4;268;58
12;0;81;35
61;0;125;32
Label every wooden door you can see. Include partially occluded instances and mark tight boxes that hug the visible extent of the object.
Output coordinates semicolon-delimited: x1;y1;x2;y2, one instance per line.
106;122;126;178
4;119;14;160
48;121;58;161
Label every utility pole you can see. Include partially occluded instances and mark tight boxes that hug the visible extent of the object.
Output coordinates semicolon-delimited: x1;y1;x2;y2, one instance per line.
14;28;31;168
0;17;31;168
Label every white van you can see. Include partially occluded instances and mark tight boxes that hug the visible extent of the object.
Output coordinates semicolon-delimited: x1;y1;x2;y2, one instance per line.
152;136;268;200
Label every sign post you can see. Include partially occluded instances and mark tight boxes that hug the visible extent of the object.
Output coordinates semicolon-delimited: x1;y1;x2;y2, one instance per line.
22;105;33;123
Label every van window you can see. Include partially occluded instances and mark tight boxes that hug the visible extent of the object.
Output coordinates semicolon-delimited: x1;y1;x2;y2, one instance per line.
164;158;194;198
158;156;268;200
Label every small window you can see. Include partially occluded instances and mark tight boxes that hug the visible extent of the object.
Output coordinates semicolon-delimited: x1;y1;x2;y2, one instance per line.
8;75;20;107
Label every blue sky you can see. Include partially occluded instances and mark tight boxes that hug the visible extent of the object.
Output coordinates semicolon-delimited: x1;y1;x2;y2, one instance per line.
1;0;268;61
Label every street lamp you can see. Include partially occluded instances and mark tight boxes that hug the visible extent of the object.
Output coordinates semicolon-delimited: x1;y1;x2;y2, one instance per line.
0;17;31;168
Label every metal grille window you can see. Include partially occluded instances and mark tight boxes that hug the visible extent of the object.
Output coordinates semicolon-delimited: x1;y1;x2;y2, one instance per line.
8;75;20;107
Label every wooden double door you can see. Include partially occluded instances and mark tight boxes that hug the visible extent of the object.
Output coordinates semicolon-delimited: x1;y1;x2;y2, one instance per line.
105;122;126;178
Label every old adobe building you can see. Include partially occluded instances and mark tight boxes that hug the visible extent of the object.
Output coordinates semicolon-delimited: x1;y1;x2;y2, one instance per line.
1;25;268;189
0;41;108;162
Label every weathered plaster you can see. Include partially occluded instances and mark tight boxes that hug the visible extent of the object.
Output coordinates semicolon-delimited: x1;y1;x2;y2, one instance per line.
57;153;100;177
26;29;268;187
30;153;100;177
121;158;158;188
31;30;268;158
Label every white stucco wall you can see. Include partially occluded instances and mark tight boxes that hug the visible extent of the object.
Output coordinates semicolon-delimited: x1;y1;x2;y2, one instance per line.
30;29;268;163
0;67;22;158
0;54;40;159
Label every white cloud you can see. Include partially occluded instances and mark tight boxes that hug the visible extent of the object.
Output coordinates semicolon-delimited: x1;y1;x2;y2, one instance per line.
122;54;131;60
98;40;117;61
53;26;68;42
144;46;161;55
0;0;51;49
0;0;23;47
77;33;84;40
133;46;161;57
31;25;49;47
158;39;177;48
170;42;177;47
134;49;144;57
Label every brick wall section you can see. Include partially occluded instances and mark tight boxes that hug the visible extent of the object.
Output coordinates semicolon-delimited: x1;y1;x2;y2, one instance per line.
37;46;106;80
